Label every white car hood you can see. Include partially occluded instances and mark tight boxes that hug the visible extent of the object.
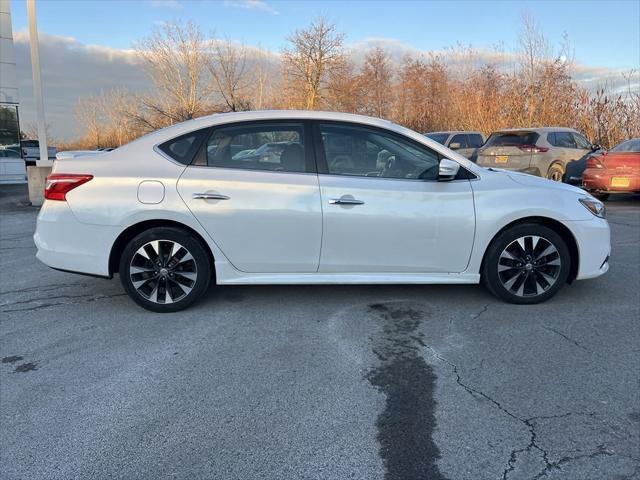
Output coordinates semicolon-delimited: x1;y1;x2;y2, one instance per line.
493;169;587;196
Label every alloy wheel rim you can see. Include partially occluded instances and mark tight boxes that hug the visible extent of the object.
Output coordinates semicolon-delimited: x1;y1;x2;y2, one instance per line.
129;240;197;304
549;170;563;182
498;235;561;297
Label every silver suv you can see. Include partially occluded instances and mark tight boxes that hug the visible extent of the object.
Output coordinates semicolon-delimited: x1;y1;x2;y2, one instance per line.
424;131;485;162
477;128;597;182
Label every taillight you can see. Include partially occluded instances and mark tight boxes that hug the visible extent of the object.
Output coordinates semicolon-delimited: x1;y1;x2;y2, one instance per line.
44;174;93;201
586;156;604;169
518;144;549;153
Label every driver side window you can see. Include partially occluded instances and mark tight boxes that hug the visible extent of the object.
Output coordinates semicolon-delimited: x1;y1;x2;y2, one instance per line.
319;123;440;180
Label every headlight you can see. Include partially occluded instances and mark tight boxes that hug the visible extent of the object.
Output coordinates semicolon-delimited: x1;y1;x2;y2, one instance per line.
579;197;606;218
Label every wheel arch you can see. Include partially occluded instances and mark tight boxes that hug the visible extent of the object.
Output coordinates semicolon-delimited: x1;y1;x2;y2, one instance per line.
480;216;579;283
108;219;216;278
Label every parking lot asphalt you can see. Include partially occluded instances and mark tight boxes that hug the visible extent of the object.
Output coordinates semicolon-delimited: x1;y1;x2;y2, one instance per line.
1;184;639;480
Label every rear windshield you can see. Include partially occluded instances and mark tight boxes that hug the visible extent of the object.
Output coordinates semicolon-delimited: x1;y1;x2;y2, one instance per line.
610;139;640;152
484;131;540;147
425;133;449;145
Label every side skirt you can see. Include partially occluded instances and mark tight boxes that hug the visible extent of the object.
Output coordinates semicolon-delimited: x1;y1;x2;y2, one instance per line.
217;271;481;285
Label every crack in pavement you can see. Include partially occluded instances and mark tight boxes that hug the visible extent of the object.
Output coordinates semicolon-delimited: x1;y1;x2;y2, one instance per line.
530;443;635;480
0;283;91;296
471;303;491;320
542;326;590;352
420;344;636;479
1;292;127;313
0;246;36;251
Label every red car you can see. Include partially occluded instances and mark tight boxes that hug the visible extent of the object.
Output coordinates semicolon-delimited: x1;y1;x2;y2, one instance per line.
582;138;640;200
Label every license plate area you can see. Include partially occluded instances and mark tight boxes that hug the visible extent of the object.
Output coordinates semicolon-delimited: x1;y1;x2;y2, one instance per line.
611;177;630;187
495;155;509;164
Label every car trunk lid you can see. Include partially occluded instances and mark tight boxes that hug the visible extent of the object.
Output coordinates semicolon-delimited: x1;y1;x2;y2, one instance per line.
601;152;640;173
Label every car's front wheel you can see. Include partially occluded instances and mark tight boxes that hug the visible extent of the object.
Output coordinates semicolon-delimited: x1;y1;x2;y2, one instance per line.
119;227;212;312
482;224;571;304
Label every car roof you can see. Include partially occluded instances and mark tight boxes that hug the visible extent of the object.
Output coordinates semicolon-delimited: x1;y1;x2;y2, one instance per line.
425;131;484;135
140;110;397;141
490;127;580;134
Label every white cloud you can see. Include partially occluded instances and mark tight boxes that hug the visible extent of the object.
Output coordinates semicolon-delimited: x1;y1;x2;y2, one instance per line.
223;0;279;15
349;37;638;93
13;31;149;140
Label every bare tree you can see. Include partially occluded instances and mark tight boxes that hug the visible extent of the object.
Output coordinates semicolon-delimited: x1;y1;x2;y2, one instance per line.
134;21;214;129
282;17;345;109
519;13;550;86
325;59;363;113
67;17;638;153
75;95;104;147
359;47;394;118
251;47;272;109
209;38;252;112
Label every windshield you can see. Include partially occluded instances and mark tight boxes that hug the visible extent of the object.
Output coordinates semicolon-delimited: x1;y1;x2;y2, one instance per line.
425;133;449;145
610;138;640;152
484;131;540;147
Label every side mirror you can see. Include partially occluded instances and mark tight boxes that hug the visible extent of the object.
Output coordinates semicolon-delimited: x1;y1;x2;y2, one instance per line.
438;158;460;181
591;144;601;152
449;142;461;150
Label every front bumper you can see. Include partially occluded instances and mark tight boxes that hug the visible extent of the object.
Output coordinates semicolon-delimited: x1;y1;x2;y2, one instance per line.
565;216;611;280
34;201;121;277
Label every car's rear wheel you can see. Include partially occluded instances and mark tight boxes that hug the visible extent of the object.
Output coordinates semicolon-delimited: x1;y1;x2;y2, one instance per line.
546;163;565;182
119;227;212;312
482;224;570;304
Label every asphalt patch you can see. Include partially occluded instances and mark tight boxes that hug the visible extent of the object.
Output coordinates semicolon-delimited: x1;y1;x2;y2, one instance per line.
13;362;38;373
367;302;448;480
2;355;24;364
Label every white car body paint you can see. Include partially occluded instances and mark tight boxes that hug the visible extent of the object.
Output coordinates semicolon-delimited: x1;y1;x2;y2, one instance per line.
34;110;610;288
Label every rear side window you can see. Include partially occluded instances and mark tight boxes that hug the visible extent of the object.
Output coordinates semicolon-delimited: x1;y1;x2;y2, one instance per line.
485;131;540;147
549;132;577;148
449;134;468;148
467;134;484;148
197;122;308;173
158;129;207;165
611;139;640;152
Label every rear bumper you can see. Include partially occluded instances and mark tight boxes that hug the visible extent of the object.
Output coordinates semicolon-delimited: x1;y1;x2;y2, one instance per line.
34;201;120;277
582;169;640;193
565;217;611;280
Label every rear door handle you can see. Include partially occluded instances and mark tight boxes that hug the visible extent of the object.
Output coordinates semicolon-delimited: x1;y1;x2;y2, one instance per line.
192;193;230;200
329;196;365;205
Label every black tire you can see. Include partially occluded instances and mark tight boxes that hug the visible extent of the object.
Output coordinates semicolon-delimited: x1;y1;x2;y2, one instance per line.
592;192;610;201
119;227;212;312
482;223;571;304
546;163;565;182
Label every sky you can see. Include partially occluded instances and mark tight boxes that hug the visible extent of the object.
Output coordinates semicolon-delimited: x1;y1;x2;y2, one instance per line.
8;0;640;140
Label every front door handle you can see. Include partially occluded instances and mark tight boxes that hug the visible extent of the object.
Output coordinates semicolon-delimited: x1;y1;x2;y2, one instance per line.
192;193;230;200
329;196;365;205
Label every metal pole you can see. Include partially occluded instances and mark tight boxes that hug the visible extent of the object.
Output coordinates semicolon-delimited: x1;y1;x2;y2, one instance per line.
26;0;49;166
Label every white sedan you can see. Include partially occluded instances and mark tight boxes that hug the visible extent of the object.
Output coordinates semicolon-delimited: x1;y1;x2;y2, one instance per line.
34;111;610;312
